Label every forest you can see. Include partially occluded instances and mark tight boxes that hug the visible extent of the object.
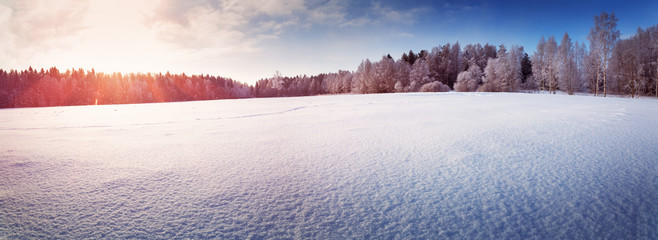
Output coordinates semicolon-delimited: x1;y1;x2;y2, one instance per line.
1;12;656;108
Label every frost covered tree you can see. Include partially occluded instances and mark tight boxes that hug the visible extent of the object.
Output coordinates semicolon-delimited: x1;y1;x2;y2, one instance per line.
409;59;432;92
425;43;462;88
612;38;644;97
272;71;284;96
557;33;578;95
583;45;600;94
588;11;620;97
574;42;588;93
502;46;523;92
353;59;373;94
338;70;354;94
454;60;483;92
532;36;558;93
448;42;462;88
373;55;396;93
480;45;522;92
532;37;547;92
393;61;411;92
426;46;441;84
480;58;501;92
420;81;450;92
545;37;559;94
325;72;343;94
462;43;489;71
610;27;656;98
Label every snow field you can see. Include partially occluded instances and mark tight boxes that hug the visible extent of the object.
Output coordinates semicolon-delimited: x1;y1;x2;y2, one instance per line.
1;92;657;239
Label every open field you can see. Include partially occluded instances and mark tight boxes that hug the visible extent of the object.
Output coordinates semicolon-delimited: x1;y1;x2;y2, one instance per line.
1;92;657;239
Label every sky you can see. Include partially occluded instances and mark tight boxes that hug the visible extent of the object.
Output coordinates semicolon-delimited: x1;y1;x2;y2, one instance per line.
1;0;657;84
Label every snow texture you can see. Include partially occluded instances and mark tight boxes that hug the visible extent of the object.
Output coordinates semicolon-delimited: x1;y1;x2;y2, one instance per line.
1;92;657;239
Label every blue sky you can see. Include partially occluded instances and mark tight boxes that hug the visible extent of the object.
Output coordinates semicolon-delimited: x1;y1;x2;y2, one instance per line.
1;0;656;84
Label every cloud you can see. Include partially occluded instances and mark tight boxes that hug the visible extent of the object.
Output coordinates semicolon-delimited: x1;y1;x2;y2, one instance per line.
0;0;89;66
144;0;306;52
144;0;427;51
394;32;415;38
367;2;424;26
306;0;426;27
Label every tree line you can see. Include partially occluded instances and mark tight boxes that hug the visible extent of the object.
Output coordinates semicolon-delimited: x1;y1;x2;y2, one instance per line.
0;67;251;108
254;12;657;98
1;12;657;108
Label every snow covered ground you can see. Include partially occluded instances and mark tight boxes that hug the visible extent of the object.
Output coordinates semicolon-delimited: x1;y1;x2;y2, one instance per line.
1;92;657;239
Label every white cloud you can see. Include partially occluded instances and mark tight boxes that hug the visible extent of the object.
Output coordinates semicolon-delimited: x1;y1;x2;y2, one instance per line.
305;0;347;24
0;0;89;67
144;0;307;51
0;0;429;82
5;0;88;48
369;2;424;26
394;32;415;38
144;0;426;51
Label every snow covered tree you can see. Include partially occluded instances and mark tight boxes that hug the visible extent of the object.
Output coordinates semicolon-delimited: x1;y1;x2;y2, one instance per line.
583;45;600;94
574;42;588;93
448;42;462;88
426;46;441;83
373;55;396;93
353;59;373;93
479;45;522;92
616;39;644;97
409;59;432;92
338;70;354;94
588;11;620;97
557;33;577;95
393;60;411;92
480;57;501;92
532;37;546;92
611;28;650;98
462;43;488;71
532;36;558;93
454;60;483;92
545;37;559;94
503;45;523;92
420;81;450;92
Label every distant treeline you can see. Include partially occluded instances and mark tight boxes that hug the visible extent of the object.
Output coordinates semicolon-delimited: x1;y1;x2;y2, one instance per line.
254;14;657;98
0;68;251;108
1;12;657;108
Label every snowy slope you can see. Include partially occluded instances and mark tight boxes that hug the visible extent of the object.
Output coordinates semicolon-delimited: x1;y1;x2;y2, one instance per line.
1;92;657;239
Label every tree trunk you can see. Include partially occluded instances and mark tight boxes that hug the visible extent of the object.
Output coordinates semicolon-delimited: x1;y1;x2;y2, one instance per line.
596;62;600;96
603;51;607;97
603;70;607;97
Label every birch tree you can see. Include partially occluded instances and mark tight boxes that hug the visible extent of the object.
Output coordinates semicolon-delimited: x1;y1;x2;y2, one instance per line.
558;33;577;95
588;12;620;97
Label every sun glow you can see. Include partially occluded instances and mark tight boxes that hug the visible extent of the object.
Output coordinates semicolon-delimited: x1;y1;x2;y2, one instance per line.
30;0;174;75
